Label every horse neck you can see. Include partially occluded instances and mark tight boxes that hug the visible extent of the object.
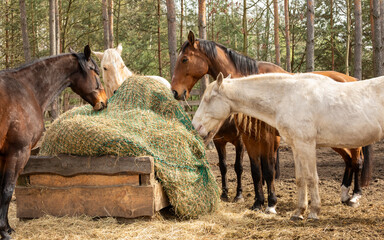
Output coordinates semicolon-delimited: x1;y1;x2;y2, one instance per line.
123;66;133;80
207;47;242;78
14;54;78;111
223;76;291;128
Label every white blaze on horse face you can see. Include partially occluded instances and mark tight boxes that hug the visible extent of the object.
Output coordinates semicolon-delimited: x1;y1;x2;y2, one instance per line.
192;82;230;140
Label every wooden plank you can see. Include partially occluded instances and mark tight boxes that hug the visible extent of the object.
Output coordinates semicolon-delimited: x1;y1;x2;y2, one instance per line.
15;184;155;219
154;181;169;211
29;174;140;187
21;155;154;177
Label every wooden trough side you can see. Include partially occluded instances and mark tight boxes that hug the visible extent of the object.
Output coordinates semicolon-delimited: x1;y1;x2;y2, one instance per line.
16;155;169;219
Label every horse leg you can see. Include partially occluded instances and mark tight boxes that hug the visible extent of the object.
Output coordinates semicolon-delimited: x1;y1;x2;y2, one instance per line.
290;140;320;220
214;140;230;201
233;138;245;202
261;153;277;214
349;148;363;207
332;148;354;204
242;135;264;210
0;146;30;239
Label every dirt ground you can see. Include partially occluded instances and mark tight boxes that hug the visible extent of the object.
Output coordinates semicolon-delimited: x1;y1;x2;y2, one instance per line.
7;140;384;239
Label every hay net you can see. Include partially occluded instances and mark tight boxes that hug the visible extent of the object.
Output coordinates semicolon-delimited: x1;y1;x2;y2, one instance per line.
39;75;220;218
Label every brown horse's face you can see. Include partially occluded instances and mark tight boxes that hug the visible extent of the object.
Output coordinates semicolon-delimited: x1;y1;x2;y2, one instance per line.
70;46;108;111
171;41;209;100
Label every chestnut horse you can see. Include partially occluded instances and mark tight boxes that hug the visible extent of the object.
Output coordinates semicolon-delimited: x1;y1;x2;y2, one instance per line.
0;45;107;239
171;31;371;213
192;72;381;220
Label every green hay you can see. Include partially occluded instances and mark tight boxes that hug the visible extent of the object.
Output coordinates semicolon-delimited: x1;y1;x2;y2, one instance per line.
39;75;220;218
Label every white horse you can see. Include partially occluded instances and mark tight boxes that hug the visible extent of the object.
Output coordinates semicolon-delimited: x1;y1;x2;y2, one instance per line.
193;72;384;220
93;44;171;98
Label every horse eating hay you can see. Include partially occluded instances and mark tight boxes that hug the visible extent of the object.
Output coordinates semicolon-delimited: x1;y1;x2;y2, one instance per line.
93;44;170;98
0;45;107;239
171;31;370;212
193;72;383;220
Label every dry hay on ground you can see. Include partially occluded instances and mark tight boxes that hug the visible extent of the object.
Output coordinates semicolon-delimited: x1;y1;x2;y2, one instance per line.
9;140;384;239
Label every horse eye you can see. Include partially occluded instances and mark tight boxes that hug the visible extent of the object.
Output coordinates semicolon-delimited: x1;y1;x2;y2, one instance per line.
103;67;107;71
182;58;188;63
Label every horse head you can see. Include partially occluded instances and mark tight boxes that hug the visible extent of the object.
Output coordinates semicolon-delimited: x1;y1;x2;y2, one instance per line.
70;45;108;111
171;31;210;100
192;72;231;145
93;44;133;98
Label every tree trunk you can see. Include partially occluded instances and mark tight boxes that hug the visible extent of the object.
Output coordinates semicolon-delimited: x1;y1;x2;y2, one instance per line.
284;0;291;72
242;0;248;55
116;0;121;46
372;0;383;76
198;0;209;96
108;0;113;48
166;0;177;78
345;0;351;76
354;0;362;80
49;0;59;120
306;0;315;72
381;0;384;71
157;0;162;76
330;0;335;70
180;0;184;46
49;0;56;55
20;0;31;62
263;0;271;61
102;0;109;50
273;0;280;66
56;0;61;53
5;0;9;68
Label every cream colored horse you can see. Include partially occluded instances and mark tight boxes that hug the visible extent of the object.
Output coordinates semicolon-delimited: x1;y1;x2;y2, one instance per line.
193;72;384;220
93;44;170;98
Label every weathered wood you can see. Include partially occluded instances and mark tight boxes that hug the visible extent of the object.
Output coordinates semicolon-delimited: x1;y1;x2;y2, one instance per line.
16;183;157;219
154;180;169;211
21;155;153;176
29;174;140;187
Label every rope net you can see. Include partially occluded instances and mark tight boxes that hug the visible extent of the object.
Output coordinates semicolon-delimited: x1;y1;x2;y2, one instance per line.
39;75;220;218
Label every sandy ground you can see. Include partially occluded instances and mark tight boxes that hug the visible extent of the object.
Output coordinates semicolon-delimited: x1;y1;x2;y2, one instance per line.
7;140;384;239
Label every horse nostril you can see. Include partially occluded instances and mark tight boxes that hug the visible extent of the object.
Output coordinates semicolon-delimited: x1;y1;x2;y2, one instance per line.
172;90;178;99
182;90;187;99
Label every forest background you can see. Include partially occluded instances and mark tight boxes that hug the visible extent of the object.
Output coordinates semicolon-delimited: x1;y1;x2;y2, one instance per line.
1;0;383;117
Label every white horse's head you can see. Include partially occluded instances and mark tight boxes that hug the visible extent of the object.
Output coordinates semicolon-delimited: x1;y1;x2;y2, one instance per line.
93;44;133;98
192;73;232;145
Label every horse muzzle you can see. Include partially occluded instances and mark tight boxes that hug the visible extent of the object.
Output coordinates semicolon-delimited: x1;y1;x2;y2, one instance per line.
172;89;187;100
93;100;107;111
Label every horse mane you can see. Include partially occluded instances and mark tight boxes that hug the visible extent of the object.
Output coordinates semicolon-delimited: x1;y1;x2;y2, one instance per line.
181;39;259;75
1;53;99;76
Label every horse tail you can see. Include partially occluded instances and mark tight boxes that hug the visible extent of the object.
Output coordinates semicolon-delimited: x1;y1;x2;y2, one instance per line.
361;145;373;187
275;148;280;180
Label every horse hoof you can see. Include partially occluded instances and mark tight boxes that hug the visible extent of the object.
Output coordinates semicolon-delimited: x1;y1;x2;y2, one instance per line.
250;204;263;211
233;195;244;203
0;231;11;240
307;213;319;221
265;206;277;214
290;215;304;221
347;200;360;208
220;194;230;202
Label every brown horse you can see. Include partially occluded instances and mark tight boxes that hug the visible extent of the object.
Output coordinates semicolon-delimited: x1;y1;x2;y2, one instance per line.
0;45;107;239
171;31;371;213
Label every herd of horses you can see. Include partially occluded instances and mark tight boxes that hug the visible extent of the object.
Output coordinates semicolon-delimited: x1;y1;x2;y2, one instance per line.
0;31;378;237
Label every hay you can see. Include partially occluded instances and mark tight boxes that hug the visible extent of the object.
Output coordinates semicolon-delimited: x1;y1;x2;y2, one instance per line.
39;75;220;218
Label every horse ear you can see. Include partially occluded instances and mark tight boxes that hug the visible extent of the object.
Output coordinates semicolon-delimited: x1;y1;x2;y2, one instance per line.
217;72;224;86
188;31;196;47
92;51;104;61
84;45;91;61
69;47;75;54
116;43;123;55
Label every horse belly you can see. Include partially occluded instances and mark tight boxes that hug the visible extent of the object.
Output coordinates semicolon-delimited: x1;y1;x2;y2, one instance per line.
315;123;383;148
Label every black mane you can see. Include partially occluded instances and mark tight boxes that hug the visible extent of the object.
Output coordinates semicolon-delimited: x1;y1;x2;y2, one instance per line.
181;39;259;75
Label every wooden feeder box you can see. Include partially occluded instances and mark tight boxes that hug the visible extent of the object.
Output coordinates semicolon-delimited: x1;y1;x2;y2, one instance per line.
15;155;169;219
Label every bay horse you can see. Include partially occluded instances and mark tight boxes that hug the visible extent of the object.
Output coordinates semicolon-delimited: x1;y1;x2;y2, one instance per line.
192;72;383;220
171;31;371;213
0;45;107;239
93;44;170;98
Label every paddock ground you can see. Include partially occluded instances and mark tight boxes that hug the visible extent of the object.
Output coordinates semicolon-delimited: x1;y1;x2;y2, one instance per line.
9;140;384;239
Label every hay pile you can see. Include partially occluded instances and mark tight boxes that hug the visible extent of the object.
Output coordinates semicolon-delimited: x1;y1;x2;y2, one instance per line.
39;75;220;218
